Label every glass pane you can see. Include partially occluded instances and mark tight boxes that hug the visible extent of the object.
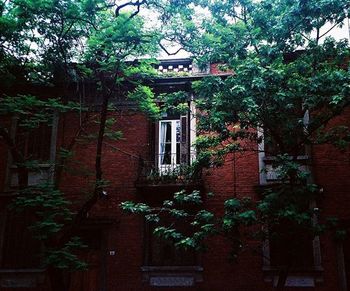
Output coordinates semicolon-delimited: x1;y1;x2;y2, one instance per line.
165;122;171;142
160;122;172;165
148;220;197;266
176;143;180;164
163;143;171;164
150;236;196;266
176;120;180;143
159;121;181;166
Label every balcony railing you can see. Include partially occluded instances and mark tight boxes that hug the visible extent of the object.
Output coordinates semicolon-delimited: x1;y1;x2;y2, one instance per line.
137;153;201;186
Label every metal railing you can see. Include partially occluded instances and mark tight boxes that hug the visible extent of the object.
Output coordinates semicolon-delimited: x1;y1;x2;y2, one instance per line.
137;153;200;185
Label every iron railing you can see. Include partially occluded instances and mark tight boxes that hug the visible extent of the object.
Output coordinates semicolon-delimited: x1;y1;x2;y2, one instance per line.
137;153;201;185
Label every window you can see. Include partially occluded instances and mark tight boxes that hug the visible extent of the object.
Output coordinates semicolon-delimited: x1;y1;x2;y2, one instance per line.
142;218;203;287
159;120;181;170
258;127;309;185
145;221;196;267
262;220;323;287
268;221;314;268
7;115;58;188
157;106;195;174
10;124;52;187
15;124;52;162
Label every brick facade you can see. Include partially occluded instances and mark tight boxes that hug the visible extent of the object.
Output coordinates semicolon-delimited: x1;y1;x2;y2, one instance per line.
1;60;350;290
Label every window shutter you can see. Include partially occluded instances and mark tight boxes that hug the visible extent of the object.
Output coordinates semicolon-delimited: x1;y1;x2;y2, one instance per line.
180;115;188;164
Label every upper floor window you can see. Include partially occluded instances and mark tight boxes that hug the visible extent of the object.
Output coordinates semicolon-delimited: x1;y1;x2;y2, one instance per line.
16;123;52;162
156;104;195;175
136;100;198;186
159;119;181;169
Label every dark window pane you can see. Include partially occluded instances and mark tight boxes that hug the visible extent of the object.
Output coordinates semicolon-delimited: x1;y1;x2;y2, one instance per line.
163;143;172;164
149;236;196;266
269;222;314;268
147;220;196;266
176;143;180;164
16;124;51;161
165;123;171;142
176;121;181;143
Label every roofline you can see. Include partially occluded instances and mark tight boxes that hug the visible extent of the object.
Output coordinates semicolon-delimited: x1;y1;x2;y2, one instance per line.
148;73;232;86
157;58;193;64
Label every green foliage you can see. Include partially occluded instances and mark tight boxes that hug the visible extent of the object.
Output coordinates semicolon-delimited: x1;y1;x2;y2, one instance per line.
158;91;190;116
128;85;160;120
120;201;152;214
121;189;217;251
0;0;98;87
121;0;350;263
12;183;72;239
44;237;88;270
174;190;202;204
1;0;160;277
0;95;80;129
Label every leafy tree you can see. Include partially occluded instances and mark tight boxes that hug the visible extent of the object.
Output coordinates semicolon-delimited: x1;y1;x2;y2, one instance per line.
0;1;159;290
122;0;350;289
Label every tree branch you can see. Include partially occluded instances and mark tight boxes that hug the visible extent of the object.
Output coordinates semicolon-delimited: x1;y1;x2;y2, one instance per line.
318;21;342;40
115;0;147;18
158;41;184;56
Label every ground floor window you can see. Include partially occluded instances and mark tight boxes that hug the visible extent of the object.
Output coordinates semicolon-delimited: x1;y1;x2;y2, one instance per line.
145;221;196;266
142;218;203;287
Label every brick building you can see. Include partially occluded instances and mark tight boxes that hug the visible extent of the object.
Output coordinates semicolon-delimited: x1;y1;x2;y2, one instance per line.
0;58;350;291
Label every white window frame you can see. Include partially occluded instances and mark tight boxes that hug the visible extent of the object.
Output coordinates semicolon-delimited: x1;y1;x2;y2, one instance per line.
158;119;180;172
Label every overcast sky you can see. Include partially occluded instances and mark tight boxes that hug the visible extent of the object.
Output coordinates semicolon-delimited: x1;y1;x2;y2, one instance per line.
116;1;350;59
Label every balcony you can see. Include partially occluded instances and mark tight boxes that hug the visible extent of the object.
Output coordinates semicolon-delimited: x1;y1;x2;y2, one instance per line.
136;153;202;196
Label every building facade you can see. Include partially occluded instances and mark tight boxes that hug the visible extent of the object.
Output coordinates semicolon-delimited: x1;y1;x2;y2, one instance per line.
0;58;350;291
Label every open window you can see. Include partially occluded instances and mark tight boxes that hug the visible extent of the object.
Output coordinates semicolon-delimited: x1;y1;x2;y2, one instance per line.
158;111;191;170
159;119;181;172
136;98;200;189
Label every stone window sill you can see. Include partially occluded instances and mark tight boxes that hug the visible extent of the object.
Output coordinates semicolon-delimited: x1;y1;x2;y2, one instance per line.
0;269;45;288
263;266;323;287
141;265;203;287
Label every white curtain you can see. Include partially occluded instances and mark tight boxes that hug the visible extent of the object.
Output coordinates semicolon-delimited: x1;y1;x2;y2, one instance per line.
160;122;168;164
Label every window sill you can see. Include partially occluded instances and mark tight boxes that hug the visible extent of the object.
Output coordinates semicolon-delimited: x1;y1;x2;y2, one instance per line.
0;269;45;288
141;265;203;287
263;155;309;163
9;164;52;188
263;266;323;287
10;164;52;169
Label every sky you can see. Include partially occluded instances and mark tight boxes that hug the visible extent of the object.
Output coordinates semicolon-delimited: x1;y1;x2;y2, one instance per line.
116;1;350;59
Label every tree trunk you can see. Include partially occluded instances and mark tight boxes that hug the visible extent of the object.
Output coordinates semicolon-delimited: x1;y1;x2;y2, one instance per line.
48;92;110;291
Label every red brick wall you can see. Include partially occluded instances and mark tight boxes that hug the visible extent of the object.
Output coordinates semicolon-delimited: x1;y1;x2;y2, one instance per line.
210;63;233;75
0;116;11;192
312;107;350;291
1;106;350;290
